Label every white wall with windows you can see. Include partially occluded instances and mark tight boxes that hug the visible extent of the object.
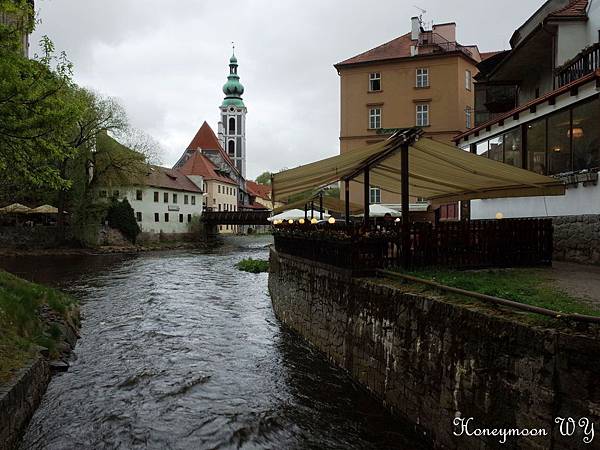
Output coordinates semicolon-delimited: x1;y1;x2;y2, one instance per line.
99;187;203;234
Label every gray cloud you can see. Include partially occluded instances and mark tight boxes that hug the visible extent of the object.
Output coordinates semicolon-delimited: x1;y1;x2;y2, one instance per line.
32;0;541;179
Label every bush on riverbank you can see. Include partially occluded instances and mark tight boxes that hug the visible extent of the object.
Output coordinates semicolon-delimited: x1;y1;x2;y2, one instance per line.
0;270;79;382
236;258;269;273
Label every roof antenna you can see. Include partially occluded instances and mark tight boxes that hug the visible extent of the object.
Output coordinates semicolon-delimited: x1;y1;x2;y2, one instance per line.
413;5;426;23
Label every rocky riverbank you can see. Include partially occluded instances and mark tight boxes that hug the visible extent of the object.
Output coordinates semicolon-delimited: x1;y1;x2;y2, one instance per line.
0;271;80;450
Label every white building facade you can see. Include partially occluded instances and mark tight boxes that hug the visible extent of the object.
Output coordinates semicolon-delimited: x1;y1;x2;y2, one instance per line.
454;0;600;264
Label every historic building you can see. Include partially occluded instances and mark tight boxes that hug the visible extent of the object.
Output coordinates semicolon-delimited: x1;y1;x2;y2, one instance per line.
218;52;248;178
335;16;488;213
98;166;204;237
454;0;600;264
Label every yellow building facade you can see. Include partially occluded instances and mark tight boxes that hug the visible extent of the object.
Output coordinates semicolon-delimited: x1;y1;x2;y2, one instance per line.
336;19;485;206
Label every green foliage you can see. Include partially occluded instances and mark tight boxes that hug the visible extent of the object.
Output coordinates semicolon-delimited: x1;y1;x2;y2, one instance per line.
255;171;272;185
400;268;600;317
106;197;141;244
0;269;78;381
236;258;269;273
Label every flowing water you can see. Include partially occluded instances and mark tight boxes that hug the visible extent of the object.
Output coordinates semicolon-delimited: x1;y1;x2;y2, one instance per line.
2;236;425;450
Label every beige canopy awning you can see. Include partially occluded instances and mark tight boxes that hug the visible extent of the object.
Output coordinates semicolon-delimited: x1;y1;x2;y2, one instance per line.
272;134;565;205
0;203;32;213
28;204;59;214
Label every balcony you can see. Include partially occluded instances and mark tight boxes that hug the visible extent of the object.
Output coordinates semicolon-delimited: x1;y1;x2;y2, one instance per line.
555;43;600;88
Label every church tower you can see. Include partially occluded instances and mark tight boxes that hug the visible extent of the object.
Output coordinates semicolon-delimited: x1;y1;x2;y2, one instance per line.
218;49;247;178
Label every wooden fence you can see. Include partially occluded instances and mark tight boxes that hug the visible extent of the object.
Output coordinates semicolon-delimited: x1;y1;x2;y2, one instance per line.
273;218;553;273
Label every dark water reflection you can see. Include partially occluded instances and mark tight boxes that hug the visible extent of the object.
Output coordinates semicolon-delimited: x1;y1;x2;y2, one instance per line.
2;236;425;450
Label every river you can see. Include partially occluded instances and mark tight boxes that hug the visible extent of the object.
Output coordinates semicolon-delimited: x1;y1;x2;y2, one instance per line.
1;236;425;450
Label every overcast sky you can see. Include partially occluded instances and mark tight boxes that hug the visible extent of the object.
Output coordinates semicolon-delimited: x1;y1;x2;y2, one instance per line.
32;0;542;180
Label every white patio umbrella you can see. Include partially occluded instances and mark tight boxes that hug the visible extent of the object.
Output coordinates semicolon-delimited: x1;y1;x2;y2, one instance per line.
0;203;31;214
268;209;330;222
357;204;400;218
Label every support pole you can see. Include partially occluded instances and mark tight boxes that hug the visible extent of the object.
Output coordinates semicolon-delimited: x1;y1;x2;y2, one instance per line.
311;201;314;220
401;143;410;267
344;179;350;225
363;167;370;227
319;192;323;220
304;203;308;221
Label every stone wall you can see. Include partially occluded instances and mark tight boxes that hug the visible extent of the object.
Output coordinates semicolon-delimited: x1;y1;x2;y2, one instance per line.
0;226;74;249
553;215;600;265
269;248;600;449
0;357;50;450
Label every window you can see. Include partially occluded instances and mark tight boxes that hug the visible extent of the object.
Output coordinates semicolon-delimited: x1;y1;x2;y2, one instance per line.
465;70;472;91
572;99;600;171
548;110;572;174
369;72;381;91
218;185;221;194
136;212;142;222
179;214;183;223
369;186;381;204
154;191;159;202
136;190;143;201
99;190;107;198
191;196;196;205
416;68;429;88
184;195;189;205
187;214;192;223
527;118;547;174
504;128;522;167
416;104;429;126
465;107;472;129
488;136;503;162
228;140;235;157
113;190;120;198
369;108;381;129
229;117;236;134
154;213;159;222
164;213;169;222
163;192;168;203
218;204;221;211
173;193;178;204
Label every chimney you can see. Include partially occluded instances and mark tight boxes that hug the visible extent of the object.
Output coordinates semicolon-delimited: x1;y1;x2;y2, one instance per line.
411;16;421;41
432;23;456;43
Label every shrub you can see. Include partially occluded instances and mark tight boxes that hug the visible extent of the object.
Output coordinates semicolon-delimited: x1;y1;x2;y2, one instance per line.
106;197;140;243
236;258;269;273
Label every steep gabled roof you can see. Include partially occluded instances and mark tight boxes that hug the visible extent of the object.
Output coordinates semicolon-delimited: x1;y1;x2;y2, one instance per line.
187;121;222;151
184;121;241;178
178;150;238;186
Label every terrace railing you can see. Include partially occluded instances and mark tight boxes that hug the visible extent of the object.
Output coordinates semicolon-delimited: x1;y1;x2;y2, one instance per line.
555;43;600;88
273;218;553;274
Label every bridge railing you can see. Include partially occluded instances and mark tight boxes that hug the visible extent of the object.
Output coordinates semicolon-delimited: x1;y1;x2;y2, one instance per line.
201;210;271;226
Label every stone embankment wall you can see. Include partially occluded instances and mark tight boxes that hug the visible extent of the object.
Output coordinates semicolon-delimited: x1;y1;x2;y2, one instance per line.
553;215;600;265
0;357;50;450
0;226;74;249
269;248;600;450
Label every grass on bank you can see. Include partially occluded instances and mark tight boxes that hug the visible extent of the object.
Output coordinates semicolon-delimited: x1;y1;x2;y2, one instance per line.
391;267;600;318
0;270;78;383
236;258;269;274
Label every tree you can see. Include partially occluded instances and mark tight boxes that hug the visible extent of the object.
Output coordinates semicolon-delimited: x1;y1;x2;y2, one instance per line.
114;127;164;165
106;198;140;244
0;1;80;191
255;171;272;185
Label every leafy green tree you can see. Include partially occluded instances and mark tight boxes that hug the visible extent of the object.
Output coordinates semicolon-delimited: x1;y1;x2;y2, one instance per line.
0;0;80;191
106;198;140;244
255;171;272;185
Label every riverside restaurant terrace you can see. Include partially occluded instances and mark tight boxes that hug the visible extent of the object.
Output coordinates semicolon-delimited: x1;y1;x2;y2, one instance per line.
270;128;565;274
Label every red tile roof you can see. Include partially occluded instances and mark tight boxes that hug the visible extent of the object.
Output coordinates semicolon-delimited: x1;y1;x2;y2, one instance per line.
246;180;272;200
187;121;222;151
177;150;238;186
185;121;241;178
548;0;588;19
146;166;202;193
336;33;414;67
241;201;269;211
